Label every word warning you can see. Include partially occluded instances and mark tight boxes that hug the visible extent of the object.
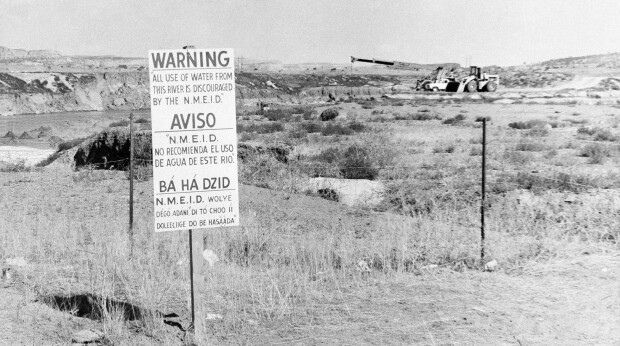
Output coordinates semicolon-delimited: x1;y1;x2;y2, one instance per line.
149;48;239;232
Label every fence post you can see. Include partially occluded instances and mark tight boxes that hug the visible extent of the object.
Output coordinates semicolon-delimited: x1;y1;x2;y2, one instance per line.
481;118;487;263
189;228;205;339
129;112;135;255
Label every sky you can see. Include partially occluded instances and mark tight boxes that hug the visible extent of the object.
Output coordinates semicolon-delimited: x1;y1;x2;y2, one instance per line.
1;0;619;67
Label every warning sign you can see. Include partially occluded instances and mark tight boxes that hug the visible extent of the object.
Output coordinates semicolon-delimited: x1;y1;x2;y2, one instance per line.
149;48;239;232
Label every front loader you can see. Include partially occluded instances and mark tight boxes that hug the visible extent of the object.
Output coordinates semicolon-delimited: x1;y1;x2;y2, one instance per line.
446;66;499;92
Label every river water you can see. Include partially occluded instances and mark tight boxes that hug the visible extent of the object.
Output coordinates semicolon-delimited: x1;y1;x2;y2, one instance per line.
0;109;150;166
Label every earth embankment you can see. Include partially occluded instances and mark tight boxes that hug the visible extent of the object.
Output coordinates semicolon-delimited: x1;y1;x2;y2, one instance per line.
0;72;150;115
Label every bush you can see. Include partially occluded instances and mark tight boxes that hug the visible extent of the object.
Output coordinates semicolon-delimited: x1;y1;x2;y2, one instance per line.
581;143;610;164
287;128;308;139
527;127;549;137
109;119;130;127
321;123;353;136
339;146;379;180
0;159;28;172
314;147;342;164
395;112;441;121
594;129;619;142
442;114;466;125
320;108;340;121
515;140;547;151
347;122;366;132
508;120;547;129
433;143;456;153
470;146;482;156
237;122;284;134
475;116;491;122
299;122;322;133
504;151;533;165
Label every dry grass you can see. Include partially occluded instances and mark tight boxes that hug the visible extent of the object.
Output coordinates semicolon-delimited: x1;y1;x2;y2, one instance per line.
2;102;620;344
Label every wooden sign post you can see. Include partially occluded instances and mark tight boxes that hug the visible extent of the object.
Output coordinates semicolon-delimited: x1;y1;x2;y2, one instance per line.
148;47;239;340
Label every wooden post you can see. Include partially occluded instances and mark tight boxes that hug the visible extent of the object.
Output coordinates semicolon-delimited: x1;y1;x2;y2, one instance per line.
481;118;487;263
189;228;205;340
129;112;134;255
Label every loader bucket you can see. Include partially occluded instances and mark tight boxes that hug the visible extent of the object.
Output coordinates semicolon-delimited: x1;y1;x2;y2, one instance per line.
445;82;461;92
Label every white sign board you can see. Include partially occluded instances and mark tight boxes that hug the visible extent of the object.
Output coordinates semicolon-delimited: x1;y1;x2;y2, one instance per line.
149;48;239;232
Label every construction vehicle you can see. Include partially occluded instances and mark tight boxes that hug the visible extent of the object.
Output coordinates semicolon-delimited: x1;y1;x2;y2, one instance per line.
351;56;499;92
446;66;499;92
351;56;461;91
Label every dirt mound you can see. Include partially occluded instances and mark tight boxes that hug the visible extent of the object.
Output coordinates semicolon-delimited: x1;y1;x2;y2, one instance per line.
18;131;33;139
3;130;15;138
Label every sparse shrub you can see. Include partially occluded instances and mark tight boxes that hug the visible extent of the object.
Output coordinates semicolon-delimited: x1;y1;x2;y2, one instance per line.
340;145;379;180
470;146;482;156
594;129;619;142
527;127;549;137
395;112;441;121
504;151;533;165
310;188;339;202
0;159;28;172
320;108;339;121
109;119;130;127
287;128;308;139
237;122;284;134
442;114;466;125
299;122;322;133
433;142;457;153
567;119;588;125
515;140;547;151
544;149;558;159
321;123;353;136
508;120;547;130
347;122;366;132
238;132;256;141
314;147;342;164
302;109;315;120
577;126;597;135
469;137;483;144
581;143;610;164
133;117;150;124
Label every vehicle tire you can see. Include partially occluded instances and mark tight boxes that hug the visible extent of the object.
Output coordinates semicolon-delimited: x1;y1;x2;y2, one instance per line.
466;80;478;92
485;81;497;92
432;87;439;92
